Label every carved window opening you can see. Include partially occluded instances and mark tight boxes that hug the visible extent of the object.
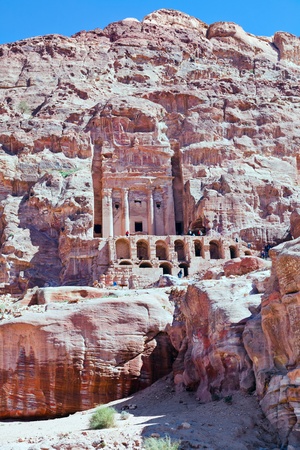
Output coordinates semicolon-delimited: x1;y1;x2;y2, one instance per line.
139;262;152;268
156;241;168;260
176;222;183;235
175;240;185;261
209;241;220;259
137;240;149;260
114;203;120;210
156;202;161;209
160;262;172;275
116;238;131;259
179;263;189;277
94;224;102;236
134;200;142;205
194;241;202;257
119;260;132;266
135;222;143;232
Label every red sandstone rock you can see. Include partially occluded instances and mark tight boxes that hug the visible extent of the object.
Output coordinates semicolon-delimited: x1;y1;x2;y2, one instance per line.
223;256;269;277
169;275;265;402
0;288;175;418
244;238;300;445
290;209;300;239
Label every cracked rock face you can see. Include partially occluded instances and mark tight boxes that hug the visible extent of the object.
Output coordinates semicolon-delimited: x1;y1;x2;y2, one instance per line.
0;9;300;292
0;288;175;418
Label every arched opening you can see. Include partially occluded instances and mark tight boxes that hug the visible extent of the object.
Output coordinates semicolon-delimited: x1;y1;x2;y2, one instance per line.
175;240;185;261
179;263;189;277
209;241;220;260
194;240;202;257
119;260;132;266
159;262;172;275
190;217;206;236
139;262;152;268
116;238;131;260
230;245;238;259
244;250;251;256
156;240;168;260
137;240;150;260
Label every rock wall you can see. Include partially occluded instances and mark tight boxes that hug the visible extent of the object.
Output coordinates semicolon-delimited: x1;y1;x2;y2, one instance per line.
167;241;300;446
245;238;300;446
168;272;265;402
0;9;300;291
0;288;176;418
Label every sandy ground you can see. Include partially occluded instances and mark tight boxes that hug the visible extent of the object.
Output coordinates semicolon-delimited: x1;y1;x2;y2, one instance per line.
0;374;280;450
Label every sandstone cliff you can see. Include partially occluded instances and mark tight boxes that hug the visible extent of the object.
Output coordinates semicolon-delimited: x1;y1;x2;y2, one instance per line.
0;287;175;418
0;9;300;292
1;9;300;447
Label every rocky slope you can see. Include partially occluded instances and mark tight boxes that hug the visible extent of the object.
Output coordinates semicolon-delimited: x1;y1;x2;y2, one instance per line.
0;9;300;291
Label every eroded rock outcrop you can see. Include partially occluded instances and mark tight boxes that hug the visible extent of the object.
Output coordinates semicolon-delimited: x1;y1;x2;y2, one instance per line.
168;272;268;401
0;288;176;418
243;238;300;446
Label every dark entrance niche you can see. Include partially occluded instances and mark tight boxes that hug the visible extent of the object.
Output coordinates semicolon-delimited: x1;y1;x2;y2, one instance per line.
176;222;183;235
175;240;185;261
94;224;102;236
194;241;202;257
140;262;152;268
156;241;168;260
160;263;172;275
135;222;143;232
116;238;131;259
209;241;220;259
230;246;238;259
137;240;149;260
179;263;189;277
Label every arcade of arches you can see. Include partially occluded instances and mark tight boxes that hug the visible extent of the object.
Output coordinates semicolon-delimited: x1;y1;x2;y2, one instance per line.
91;138;251;288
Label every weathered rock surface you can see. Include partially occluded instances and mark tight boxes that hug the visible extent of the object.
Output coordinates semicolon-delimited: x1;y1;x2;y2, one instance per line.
244;237;300;446
0;288;175;418
0;9;300;291
223;255;270;277
168;272;267;401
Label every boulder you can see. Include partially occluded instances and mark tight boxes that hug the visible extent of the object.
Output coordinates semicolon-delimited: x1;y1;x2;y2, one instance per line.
170;277;263;401
223;256;270;277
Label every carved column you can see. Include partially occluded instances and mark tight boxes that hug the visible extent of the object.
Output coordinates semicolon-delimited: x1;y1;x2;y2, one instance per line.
123;188;130;234
164;184;176;235
102;188;113;237
148;189;154;235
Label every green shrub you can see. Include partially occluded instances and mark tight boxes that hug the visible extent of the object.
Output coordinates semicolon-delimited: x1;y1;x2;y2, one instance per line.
18;101;31;115
143;435;180;450
89;406;116;430
58;168;79;178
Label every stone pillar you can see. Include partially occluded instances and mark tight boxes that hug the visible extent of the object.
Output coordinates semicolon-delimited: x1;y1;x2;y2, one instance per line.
102;188;113;237
148;189;154;235
164;184;176;235
123;188;130;235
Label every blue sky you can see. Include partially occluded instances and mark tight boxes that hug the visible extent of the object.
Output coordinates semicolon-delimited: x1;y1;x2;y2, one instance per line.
1;0;300;45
